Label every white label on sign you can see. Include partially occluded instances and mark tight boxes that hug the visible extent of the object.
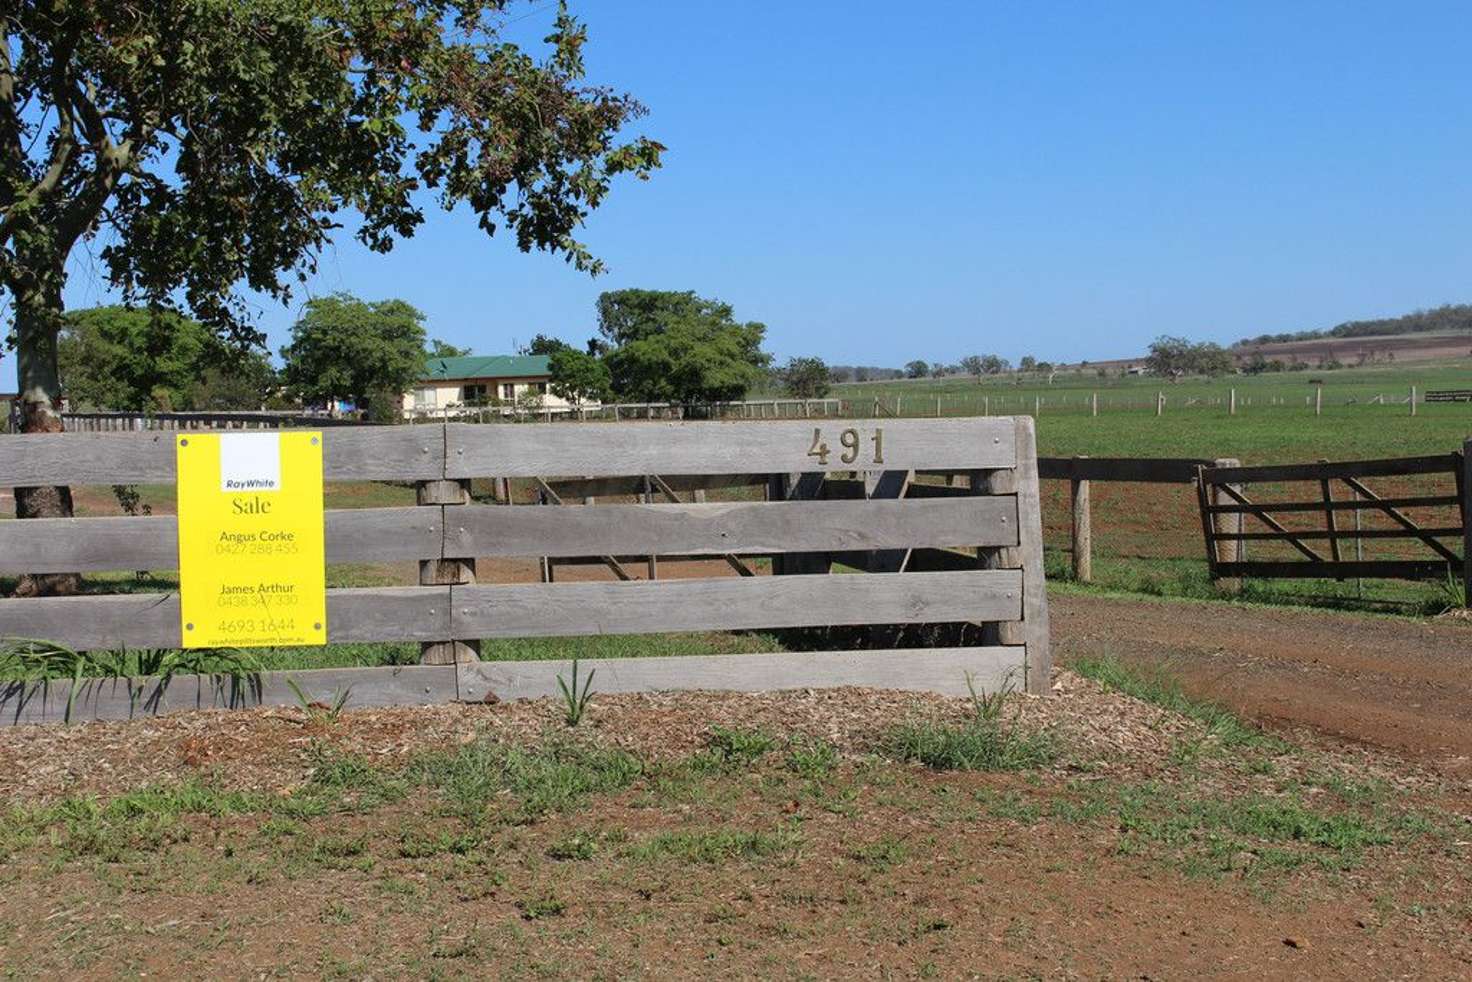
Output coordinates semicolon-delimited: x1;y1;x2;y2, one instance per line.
219;433;282;492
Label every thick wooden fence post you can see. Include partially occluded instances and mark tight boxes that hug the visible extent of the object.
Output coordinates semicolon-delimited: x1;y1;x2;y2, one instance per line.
1410;385;1417;416
1462;439;1472;607
1071;455;1091;582
1315;386;1322;416
991;417;1050;693
1229;388;1236;415
418;478;478;665
1209;457;1242;594
1091;391;1098;417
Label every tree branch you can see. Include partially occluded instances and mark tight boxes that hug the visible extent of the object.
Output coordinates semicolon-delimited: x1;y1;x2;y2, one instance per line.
0;34;78;248
0;23;25;211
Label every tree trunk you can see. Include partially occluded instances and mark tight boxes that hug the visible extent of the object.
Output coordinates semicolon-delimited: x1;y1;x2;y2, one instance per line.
12;282;80;597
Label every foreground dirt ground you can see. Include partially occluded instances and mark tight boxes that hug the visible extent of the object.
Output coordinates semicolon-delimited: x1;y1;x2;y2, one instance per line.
1052;593;1472;774
1;664;1469;980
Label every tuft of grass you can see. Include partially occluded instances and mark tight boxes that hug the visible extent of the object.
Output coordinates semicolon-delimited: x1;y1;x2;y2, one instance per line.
546;831;600;861
882;719;1056;771
396;829;480;859
411;736;643;822
1108;782;1400;875
625;825;802;865
283;748;409;817
850;835;909;872
1068;652;1287;753
881;683;1057;774
516;893;567;920
704;726;778;766
1;779;265;862
784;737;840;779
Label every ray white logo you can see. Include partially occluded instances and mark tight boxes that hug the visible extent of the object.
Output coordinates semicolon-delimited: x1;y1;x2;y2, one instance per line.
219;434;282;492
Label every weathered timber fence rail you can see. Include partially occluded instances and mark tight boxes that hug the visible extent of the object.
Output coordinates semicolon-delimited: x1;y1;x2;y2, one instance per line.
532;456;1231;588
0;417;1050;724
1196;446;1471;597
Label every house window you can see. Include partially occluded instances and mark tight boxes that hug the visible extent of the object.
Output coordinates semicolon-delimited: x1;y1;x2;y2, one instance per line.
535;382;548;395
461;384;488;404
413;387;437;409
501;383;516;400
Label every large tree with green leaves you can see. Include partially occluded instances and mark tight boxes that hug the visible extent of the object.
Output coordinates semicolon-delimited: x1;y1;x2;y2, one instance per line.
280;294;426;419
427;339;473;359
779;356;831;399
597;289;769;404
1145;335;1235;379
1;1;661;523
520;333;573;356
547;346;610;406
59;305;275;411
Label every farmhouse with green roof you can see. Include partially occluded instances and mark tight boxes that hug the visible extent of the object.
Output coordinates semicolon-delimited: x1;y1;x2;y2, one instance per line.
403;354;571;415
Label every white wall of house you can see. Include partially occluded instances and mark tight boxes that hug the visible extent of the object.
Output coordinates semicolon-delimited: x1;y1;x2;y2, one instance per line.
402;376;581;413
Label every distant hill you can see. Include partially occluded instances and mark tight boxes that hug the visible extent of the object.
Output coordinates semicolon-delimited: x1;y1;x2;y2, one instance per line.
1237;303;1472;347
1230;331;1472;368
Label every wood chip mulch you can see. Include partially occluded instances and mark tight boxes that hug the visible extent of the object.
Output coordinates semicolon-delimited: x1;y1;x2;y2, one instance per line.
0;670;1454;806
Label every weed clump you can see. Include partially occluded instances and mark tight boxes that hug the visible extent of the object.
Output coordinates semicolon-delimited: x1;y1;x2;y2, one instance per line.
703;726;779;766
411;736;642;821
625;825;801;865
881;718;1056;772
880;674;1057;772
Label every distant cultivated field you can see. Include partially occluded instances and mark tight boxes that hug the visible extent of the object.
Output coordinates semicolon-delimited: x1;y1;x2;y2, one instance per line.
1234;331;1472;367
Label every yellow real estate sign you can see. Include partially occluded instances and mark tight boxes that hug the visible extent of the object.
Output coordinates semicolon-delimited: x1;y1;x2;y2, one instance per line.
176;432;328;648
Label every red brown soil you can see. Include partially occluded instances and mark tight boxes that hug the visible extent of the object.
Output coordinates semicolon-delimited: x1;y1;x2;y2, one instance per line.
1053;593;1472;774
1;679;1469;979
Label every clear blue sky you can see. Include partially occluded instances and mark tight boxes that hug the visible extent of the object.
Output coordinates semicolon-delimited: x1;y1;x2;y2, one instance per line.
48;0;1472;376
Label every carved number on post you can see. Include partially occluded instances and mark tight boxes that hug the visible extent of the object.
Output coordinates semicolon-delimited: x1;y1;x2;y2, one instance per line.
807;427;885;467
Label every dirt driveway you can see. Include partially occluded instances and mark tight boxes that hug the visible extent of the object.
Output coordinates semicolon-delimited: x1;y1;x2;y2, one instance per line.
1052;593;1472;773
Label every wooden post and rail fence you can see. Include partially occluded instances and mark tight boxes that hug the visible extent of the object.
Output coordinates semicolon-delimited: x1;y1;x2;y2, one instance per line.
0;417;1051;724
1032;450;1468;599
1195;449;1471;600
526;445;1466;605
1035;456;1241;586
37;382;1468;436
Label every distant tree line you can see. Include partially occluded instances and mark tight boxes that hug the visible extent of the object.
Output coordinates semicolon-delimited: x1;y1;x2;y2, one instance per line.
57;298;468;421
1238;303;1472;346
57;289;794;416
828;365;906;383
